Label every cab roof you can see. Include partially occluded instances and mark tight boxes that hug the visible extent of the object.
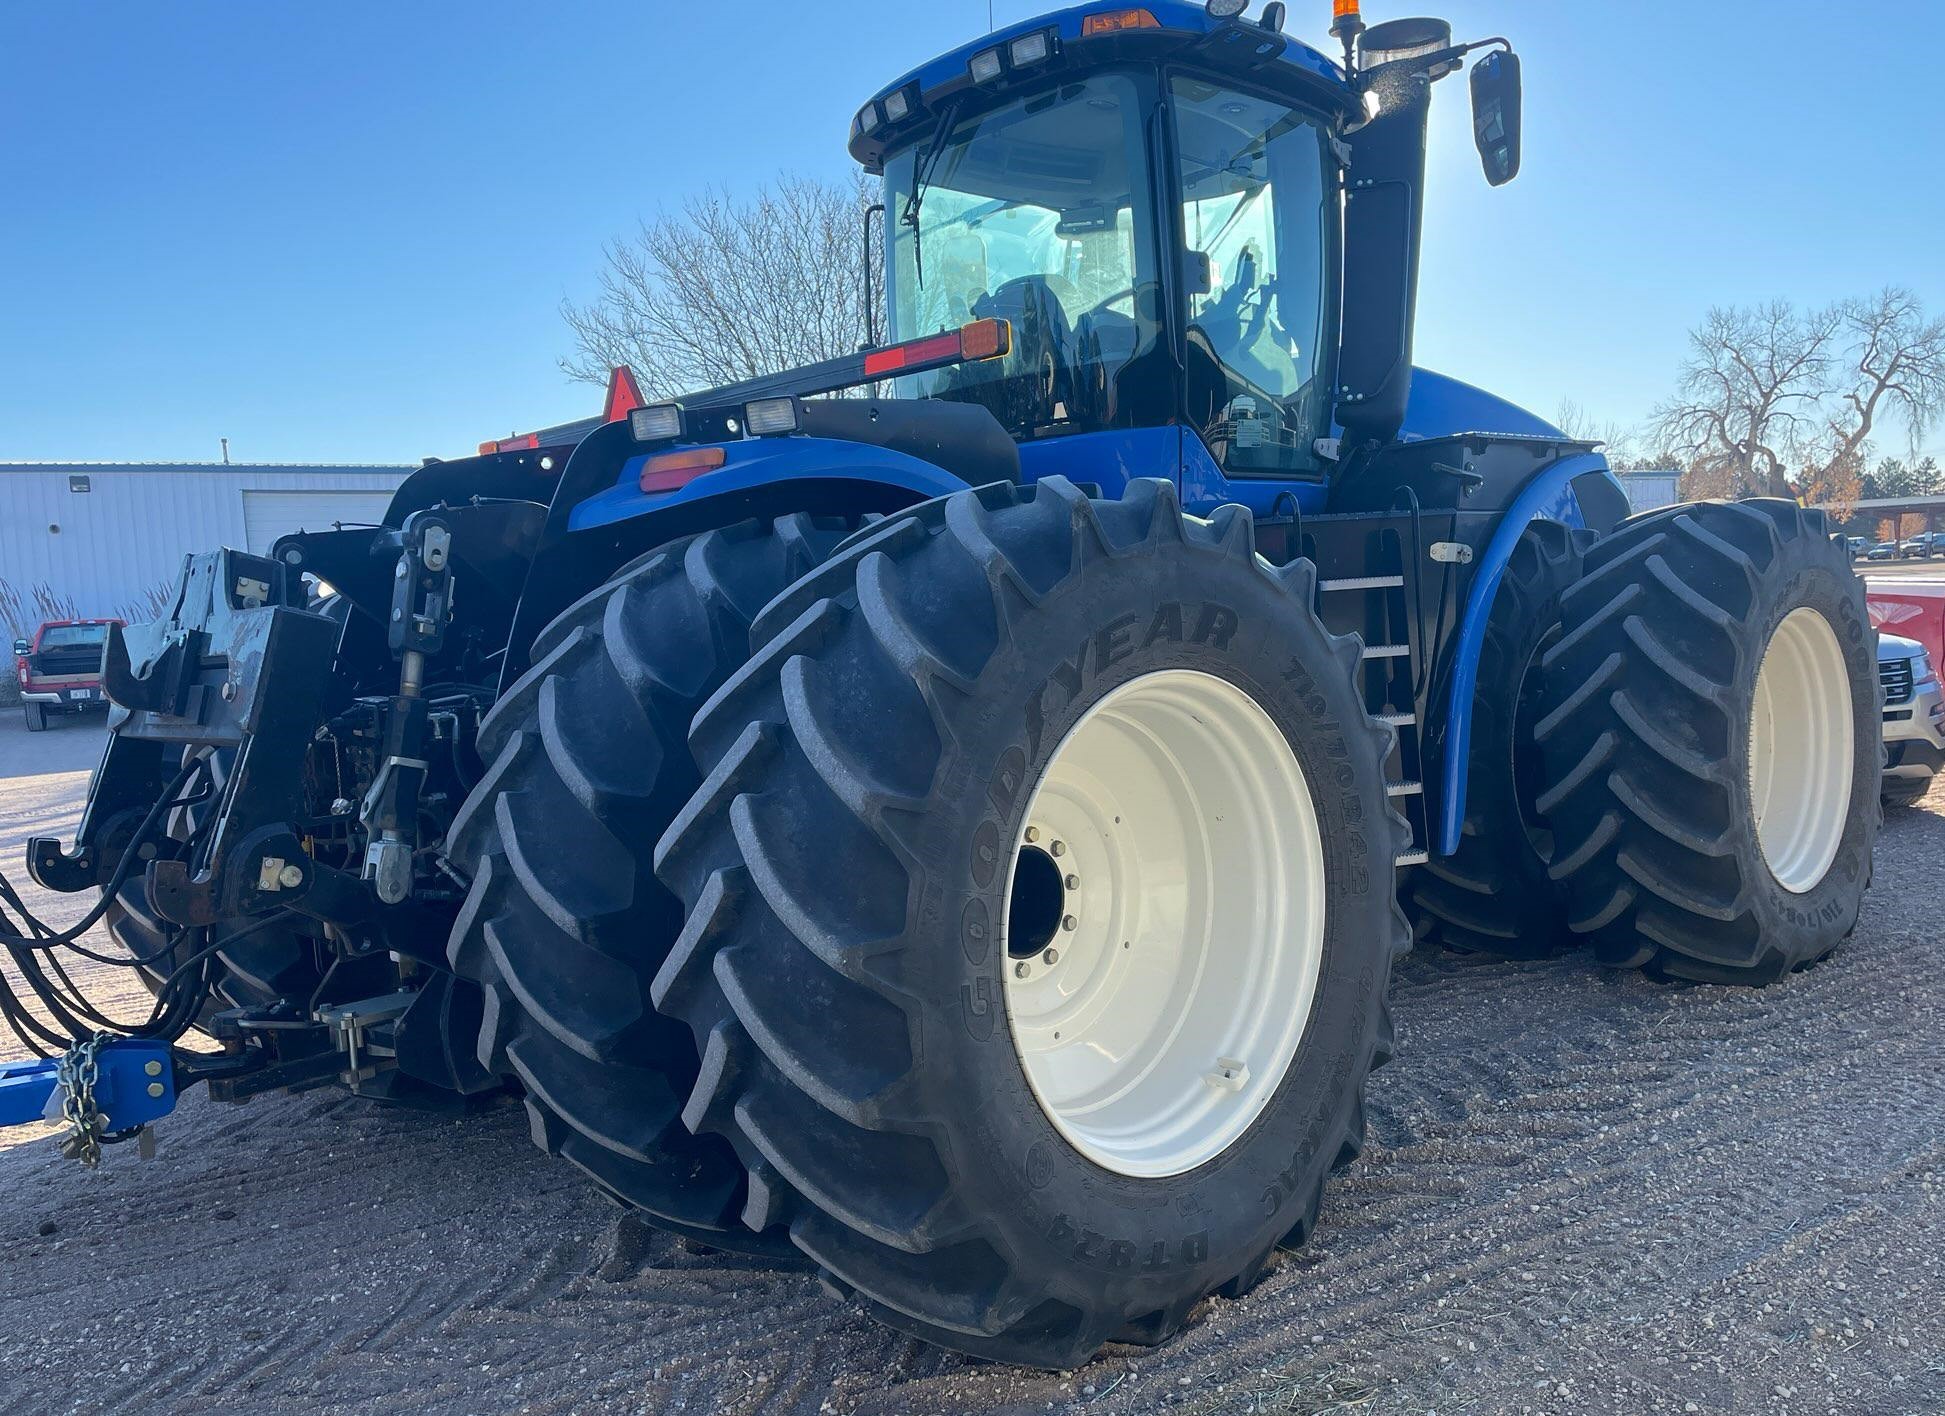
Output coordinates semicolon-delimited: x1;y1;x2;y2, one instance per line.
850;1;1353;171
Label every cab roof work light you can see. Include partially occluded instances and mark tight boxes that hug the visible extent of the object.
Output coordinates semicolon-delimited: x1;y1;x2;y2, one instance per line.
968;27;1057;83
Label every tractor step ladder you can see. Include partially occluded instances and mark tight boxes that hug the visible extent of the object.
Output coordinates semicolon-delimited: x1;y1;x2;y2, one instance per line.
1314;539;1428;871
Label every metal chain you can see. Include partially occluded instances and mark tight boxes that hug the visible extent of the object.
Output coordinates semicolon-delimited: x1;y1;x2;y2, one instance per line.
56;1032;109;1167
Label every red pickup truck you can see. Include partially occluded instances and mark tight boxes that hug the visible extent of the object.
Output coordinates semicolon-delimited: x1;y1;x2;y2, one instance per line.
12;619;120;731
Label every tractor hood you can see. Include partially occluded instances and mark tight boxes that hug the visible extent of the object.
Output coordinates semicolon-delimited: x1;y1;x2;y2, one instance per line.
1396;368;1565;444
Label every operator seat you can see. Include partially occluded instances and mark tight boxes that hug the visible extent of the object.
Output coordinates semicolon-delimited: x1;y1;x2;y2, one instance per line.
955;275;1077;434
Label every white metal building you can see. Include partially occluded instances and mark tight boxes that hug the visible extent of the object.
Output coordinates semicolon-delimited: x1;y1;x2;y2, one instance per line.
0;462;412;633
1617;470;1682;514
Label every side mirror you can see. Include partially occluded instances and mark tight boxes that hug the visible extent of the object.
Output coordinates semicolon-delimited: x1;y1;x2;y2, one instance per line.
1470;48;1522;186
11;639;28;657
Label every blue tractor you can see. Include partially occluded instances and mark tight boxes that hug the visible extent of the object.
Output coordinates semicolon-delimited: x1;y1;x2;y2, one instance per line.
5;0;1879;1368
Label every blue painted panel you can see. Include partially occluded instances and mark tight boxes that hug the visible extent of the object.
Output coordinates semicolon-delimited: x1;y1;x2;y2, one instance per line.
568;437;968;533
863;2;1347;114
1016;426;1182;496
1435;452;1611;856
1400;369;1565;444
1179;427;1328;520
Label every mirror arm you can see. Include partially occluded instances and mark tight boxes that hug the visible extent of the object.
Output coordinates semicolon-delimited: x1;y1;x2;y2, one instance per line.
1362;36;1510;89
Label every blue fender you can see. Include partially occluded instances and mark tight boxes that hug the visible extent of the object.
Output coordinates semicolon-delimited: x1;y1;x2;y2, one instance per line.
567;436;969;533
1436;452;1610;857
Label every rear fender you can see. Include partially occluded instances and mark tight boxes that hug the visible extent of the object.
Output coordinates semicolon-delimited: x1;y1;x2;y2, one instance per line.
1433;452;1614;856
500;421;967;689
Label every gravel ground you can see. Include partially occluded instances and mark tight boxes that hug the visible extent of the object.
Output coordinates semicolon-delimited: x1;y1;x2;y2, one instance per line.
2;713;1942;1416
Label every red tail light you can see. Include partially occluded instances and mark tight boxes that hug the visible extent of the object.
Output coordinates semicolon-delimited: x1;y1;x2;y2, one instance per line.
863;318;1012;378
639;446;727;494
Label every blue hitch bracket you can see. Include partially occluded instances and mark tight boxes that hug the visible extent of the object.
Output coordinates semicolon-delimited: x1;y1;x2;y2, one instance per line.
0;1039;177;1132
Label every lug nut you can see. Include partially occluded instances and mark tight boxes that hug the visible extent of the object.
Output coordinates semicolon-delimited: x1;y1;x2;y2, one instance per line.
1024;826;1040;843
1014;961;1030;979
1065;874;1079;890
1050;840;1066;857
1061;914;1077;932
1042;948;1059;965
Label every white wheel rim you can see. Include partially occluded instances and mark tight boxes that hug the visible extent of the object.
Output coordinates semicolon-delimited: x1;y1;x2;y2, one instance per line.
1000;668;1326;1178
1749;607;1854;893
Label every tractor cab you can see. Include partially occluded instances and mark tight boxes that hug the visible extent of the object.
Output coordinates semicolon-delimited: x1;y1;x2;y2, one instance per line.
854;0;1522;492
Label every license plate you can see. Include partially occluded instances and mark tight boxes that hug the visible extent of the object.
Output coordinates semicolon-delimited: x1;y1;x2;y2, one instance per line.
69;689;96;702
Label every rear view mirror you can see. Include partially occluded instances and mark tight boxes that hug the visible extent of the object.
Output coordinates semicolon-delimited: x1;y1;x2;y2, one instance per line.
1470;48;1522;186
10;639;27;657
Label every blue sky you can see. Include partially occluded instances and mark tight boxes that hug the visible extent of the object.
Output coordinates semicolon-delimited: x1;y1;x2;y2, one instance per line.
3;1;1942;464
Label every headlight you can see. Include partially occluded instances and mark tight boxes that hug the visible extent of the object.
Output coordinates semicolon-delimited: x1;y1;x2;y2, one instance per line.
1917;651;1935;684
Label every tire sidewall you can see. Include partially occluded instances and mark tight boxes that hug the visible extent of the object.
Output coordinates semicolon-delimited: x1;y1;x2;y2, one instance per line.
892;540;1392;1305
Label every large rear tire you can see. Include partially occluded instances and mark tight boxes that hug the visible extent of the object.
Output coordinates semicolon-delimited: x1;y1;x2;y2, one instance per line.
654;478;1409;1366
1534;499;1879;984
1406;520;1588;959
23;703;47;732
443;515;854;1257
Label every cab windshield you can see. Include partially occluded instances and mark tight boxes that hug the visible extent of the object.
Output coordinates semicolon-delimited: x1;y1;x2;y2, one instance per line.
883;73;1164;439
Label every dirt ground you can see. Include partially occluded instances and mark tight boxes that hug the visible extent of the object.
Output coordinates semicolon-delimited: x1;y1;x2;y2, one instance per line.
2;712;1942;1416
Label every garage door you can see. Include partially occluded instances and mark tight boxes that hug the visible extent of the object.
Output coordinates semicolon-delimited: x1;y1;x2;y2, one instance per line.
241;490;398;555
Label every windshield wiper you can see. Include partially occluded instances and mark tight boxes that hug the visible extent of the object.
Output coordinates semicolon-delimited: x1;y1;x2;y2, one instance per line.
901;98;963;292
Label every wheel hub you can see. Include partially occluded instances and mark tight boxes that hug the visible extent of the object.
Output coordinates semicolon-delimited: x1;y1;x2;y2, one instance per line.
1000;668;1326;1178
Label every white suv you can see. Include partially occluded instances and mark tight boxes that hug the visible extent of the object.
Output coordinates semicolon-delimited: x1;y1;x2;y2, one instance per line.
1880;632;1945;804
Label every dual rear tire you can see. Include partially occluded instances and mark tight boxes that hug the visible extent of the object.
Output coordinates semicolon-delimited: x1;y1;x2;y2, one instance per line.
1534;499;1878;982
445;478;1409;1366
1420;499;1878;981
442;515;856;1255
442;483;1876;1365
651;478;1408;1364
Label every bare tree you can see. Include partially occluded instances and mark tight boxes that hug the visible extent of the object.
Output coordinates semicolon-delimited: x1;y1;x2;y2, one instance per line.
1653;301;1839;500
1553;400;1692;474
1814;287;1945;477
560;174;878;398
1654;289;1945;504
